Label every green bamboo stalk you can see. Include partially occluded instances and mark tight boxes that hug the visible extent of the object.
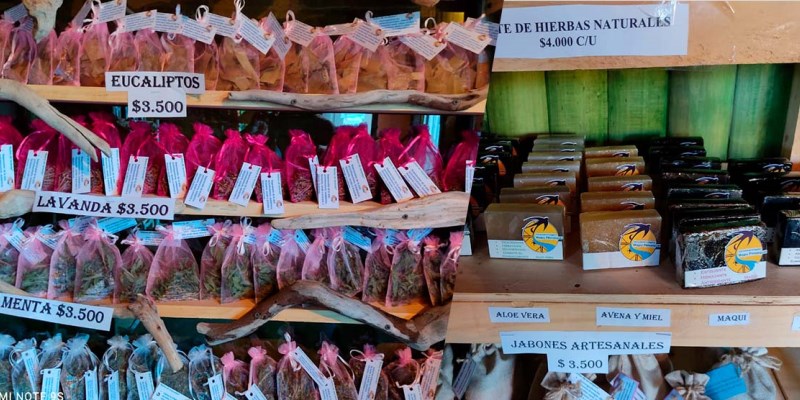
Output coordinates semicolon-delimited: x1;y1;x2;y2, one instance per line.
546;70;608;144
668;65;737;159
607;68;668;143
485;71;549;136
728;64;794;159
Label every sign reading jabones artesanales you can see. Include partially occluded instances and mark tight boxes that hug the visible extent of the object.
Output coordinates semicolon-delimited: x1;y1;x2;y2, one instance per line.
495;3;689;59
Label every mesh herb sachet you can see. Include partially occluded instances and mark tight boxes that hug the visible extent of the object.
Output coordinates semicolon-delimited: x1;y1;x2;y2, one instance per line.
327;227;364;297
362;230;393;303
156;345;191;395
248;346;277;400
115;230;154;303
440;231;463;303
220;222;255;303
384;348;420;400
422;236;443;306
74;223;121;302
276;337;318;400
16;226;54;297
386;232;425;307
251;223;280;302
47;220;84;301
99;336;132;400
276;230;306;289
349;345;388;400
200;221;232;300
146;225;201;301
301;229;330;285
318;342;357;400
221;352;248;400
0;220;23;286
10;338;38;395
126;335;157;400
60;334;100;400
0;335;15;393
188;345;222;400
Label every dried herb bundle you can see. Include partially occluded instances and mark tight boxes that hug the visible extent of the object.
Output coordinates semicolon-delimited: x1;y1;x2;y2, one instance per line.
318;342;357;400
61;334;99;400
277;231;305;289
134;29;164;71
349;345;389;400
283;43;308;93
276;339;318;400
194;41;219;90
333;36;362;94
259;47;285;91
440;232;463;303
221;224;254;303
424;39;476;95
384;348;419;400
0;335;15;393
29;30;56;85
362;231;392;303
422;236;443;306
200;222;232;300
305;34;338;94
248;347;277;400
156;346;191;395
217;37;259;91
2;27;35;83
301;230;330;285
79;21;110;86
357;46;389;92
386;40;424;91
221;352;248;400
53;25;81;86
0;223;20;286
188;345;222;400
327;229;364;297
100;336;132;400
10;339;37;396
74;225;120;302
47;222;84;301
126;335;157;400
16;227;54;298
108;29;138;72
146;226;201;301
251;223;280;302
116;233;154;303
161;33;194;73
385;235;425;307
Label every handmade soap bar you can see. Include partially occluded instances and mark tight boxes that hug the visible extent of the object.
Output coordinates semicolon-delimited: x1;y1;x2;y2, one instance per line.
676;219;767;288
666;184;743;200
660;157;722;172
585;157;645;178
528;151;583;162
728;157;792;176
760;194;800;241
670;207;759;259
668;198;750;212
521;160;581;177
661;169;729;185
649;145;707;159
587;175;653;192
776;210;800;265
580;191;655;212
485;203;565;260
579;209;662;270
500;186;572;207
584;145;638;158
534;135;585;147
514;172;577;193
652;136;704;147
740;172;800;193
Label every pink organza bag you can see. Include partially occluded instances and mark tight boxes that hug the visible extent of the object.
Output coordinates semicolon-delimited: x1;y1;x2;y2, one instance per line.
401;125;444;188
88;112;123;193
327;227;363;297
2;25;36;82
425;25;476;94
441;231;463;303
47;220;84;301
115;230;154;303
117;121;152;193
277;336;319;400
146;225;201;301
211;129;248;200
0;116;23;149
301;228;329;284
194;40;219;90
357;45;390;92
0;220;22;286
161;33;194;72
332;36;362;94
248;347;277;399
349;345;389;400
442;130;479;192
221;352;249;396
318;342;358;399
74;223;120;302
306;33;339;94
386;40;425;91
282;41;307;93
220;222;254;303
53;24;82;86
344;125;379;199
362;229;392;303
216;37;259;91
80;21;110;86
386;232;425;307
15;226;52;297
422;235;443;306
134;129;166;195
376;128;406;204
185;122;221;182
108;25;137;72
258;17;285;91
251;222;280;302
199;220;231;300
16;120;59;190
277;230;305;289
155;123;189;197
0;18;14;70
323;126;352;201
244;134;283;202
385;348;420;400
284;130;317;203
29;30;56;85
134;29;163;71
54;116;86;192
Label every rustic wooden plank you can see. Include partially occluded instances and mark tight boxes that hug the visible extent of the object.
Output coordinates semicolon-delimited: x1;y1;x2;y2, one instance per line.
668;66;737;158
485;71;549;135
728;64;794;159
546;70;608;143
782;65;800;168
494;1;800;71
607;68;668;142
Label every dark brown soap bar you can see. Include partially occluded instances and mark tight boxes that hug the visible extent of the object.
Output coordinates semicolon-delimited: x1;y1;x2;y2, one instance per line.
728;157;792;176
661;169;729;185
667;198;750;212
659;157;722;172
776;210;800;265
652;136;704;147
665;184;743;200
580;191;655;212
587;175;653;192
513;172;577;193
485;203;565;260
579;209;662;270
585;157;645;178
584;145;638;159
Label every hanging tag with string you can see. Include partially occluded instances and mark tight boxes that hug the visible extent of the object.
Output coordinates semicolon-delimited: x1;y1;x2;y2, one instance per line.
96;0;126;23
229;162;261;206
316;165;339;209
284;11;314;47
465;15;498;46
452;347;480;399
20;150;47;191
263;12;290;59
164;153;187;199
441;22;491;54
372;11;420;37
181;7;216;44
237;2;274;54
398;18;446;61
206;1;242;38
121;155;147;197
122;10;157;33
71;148;91;194
419;351;443;400
154;5;183;34
345;14;384;52
260;171;284;215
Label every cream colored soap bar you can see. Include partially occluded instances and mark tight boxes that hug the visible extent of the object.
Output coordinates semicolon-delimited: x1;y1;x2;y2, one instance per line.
514;172;577;193
534;135;585;147
587;175;653;192
485;203;565;260
580;191;655;212
584;145;639;158
528;151;584;162
521;160;581;177
585;156;645;178
580;209;662;270
500;186;574;233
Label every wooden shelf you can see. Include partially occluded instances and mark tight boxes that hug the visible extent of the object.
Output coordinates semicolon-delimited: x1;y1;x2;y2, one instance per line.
30;85;486;115
97;299;427;323
446;235;800;347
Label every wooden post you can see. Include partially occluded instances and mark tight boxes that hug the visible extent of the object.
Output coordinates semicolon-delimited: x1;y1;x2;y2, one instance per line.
485;71;549;136
546;70;608;144
607;69;668;143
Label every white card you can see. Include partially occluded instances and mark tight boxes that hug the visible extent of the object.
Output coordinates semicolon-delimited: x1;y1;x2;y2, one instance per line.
185;167;215;210
443;22;491;54
106;371;120;400
121;156;148;197
402;384;423;400
71;148;91;194
229;162;261;206
3;4;28;23
207;374;225;400
206;13;242;38
340;154;372;203
102;148;120;196
134;371;155;400
127;88;187;118
85;369;99;400
122;10;157;33
0;144;15;191
240;17;275;54
596;307;671;328
153;383;192;400
180;16;217;44
22;348;39;390
96;0;127;24
308;155;320;192
357;357;384;400
398;34;445;61
316;166;339;209
41;368;61;399
20;150;47;191
264;13;290;59
489;307;550;323
319;378;338;400
398;161;441;197
708;312;750;327
419;353;442;400
260;172;285;215
154;12;183;34
346;20;384;52
243;384;269;400
464;160;475;193
374;157;413;202
451;358;475;399
286;18;315;46
164;154;187;199
568;373;611;399
373;11;420;37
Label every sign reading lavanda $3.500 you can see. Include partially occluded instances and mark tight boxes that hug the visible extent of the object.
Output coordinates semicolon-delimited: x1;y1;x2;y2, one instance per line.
33;191;175;220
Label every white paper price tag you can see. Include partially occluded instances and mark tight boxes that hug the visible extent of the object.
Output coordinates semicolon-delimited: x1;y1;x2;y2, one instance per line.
180;16;217;44
121;156;148;197
22;348;39;390
357;357;383;400
33;191;175;220
419;353;442;400
464;161;475;193
452;358;475;399
153;383;192;400
102;148;120;196
85;369;99;400
41;368;61;399
243;384;269;400
97;217;137;235
71;149;91;194
291;347;328;386
346;20;384;52
402;384;423;400
206;13;242;38
229;162;261;206
286;18;315;46
164;154;187;198
106;370;120;400
0;293;113;330
709;312;750;327
596;307;671;328
3;225;25;252
128;88;187;118
172;219;214;239
0;144;15;191
373;12;420;37
466;18;499;46
488;307;550;323
398;34;445;61
207;374;225;400
264;13;290;59
20;150;47;191
135;371;155;400
261;172;285;215
122;10;157;33
316;166;340;209
106;72;205;93
442;23;490;54
398;161;441;197
308;156;320;191
374;158;413;202
185;168;215;210
319;377;338;400
96;0;127;24
548;351;608;374
340;154;372;203
154;12;183;34
567;373;611;399
240;17;275;54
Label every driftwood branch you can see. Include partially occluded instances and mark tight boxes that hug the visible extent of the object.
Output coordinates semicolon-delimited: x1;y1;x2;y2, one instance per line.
23;0;62;42
129;295;183;373
196;281;450;350
0;79;110;161
229;86;487;112
271;191;470;230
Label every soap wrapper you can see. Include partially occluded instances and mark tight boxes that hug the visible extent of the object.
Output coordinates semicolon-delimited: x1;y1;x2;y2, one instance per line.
580;209;662;270
485;203;565;260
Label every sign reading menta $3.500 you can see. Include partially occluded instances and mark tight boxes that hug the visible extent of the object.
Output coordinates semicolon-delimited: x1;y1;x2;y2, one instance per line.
496;3;689;59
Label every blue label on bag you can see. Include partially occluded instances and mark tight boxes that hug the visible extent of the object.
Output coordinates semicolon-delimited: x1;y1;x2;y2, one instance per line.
268;229;283;246
295;230;311;253
705;363;747;400
98;217;138;234
173;219;215;239
384;229;401;246
343;227;372;251
407;228;433;242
